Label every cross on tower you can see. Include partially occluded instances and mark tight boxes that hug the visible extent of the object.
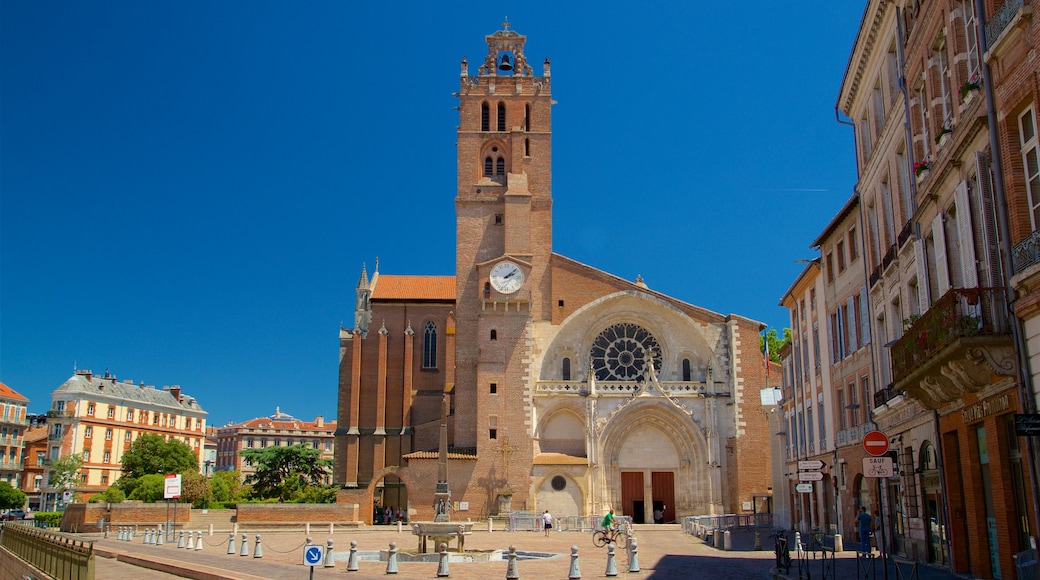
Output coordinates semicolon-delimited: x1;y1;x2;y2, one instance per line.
489;436;520;491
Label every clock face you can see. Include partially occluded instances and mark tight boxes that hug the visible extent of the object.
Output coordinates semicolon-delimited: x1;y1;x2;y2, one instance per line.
490;260;525;294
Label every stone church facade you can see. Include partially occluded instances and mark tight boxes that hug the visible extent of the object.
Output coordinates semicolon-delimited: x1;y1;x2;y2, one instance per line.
335;24;773;524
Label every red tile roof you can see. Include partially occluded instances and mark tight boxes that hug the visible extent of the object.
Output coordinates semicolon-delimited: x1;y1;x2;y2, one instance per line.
0;382;28;402
371;276;456;301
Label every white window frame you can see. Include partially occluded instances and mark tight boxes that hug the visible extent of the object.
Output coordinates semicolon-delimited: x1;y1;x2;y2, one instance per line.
1020;107;1040;231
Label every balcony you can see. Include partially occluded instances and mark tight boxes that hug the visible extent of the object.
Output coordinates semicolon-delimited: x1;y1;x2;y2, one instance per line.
0;415;29;428
986;0;1025;46
873;385;903;408
891;287;1015;409
1012;228;1040;274
0;459;24;472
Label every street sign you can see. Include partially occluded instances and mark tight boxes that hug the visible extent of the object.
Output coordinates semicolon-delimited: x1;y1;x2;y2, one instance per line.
863;456;894;478
795;483;813;493
163;474;182;499
1015;414;1040;436
303;543;325;567
863;430;890;456
798;471;824;481
798;460;825;471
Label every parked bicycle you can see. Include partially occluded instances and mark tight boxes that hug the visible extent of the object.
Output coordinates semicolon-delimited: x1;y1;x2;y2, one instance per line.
772;529;791;574
593;526;629;548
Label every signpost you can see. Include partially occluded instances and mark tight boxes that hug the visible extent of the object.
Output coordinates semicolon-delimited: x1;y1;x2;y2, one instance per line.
798;460;825;471
795;483;813;493
863;430;890;456
304;542;325;580
163;474;182;542
798;471;823;481
863;456;894;478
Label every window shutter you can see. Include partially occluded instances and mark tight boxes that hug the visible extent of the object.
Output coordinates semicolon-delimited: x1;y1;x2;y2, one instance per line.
975;152;1001;287
955;181;979;288
933;213;950;296
847;297;858;352
860;286;871;344
914;240;930;312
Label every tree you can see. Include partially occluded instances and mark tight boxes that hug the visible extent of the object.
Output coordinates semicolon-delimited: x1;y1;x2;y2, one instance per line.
48;454;84;496
0;481;26;510
88;487;126;504
128;474;165;502
119;434;198;479
240;444;331;501
761;328;792;364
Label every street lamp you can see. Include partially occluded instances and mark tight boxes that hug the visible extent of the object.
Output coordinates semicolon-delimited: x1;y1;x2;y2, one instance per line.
203;460;213;512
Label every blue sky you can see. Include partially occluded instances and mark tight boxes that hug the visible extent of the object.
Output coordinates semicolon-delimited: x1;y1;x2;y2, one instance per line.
1;2;864;427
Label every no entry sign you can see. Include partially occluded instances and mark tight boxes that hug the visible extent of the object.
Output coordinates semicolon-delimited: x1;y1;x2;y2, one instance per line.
863;430;890;456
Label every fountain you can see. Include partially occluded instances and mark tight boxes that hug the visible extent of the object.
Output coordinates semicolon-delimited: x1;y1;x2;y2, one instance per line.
411;393;473;553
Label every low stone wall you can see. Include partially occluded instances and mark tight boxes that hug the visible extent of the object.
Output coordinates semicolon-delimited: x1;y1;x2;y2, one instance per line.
235;503;361;524
0;544;48;580
61;502;191;532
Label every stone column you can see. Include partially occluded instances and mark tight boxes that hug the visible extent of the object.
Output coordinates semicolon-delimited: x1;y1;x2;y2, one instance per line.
373;324;389;475
345;329;363;487
401;324;415;454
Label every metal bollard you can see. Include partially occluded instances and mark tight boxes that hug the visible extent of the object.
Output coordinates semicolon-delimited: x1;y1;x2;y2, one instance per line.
568;545;581;579
143;528;150;544
386;541;399;575
605;544;618;577
397;520;402;533
177;530;185;549
488;517;493;533
156;528;164;547
330;522;335;536
347;540;359;572
755;531;761;550
227;533;236;555
724;530;732;551
505;545;519;580
195;531;203;551
437;542;450;577
628;537;640;573
254;534;263;558
240;534;249;556
324;539;335;567
186;530;194;550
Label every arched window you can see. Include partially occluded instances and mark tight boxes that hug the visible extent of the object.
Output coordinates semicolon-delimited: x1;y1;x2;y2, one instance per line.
481;102;490;131
497;102;506;131
484;157;493;177
423;321;438;368
682;359;692;381
562;358;571;380
496;157;505;175
490;329;497;341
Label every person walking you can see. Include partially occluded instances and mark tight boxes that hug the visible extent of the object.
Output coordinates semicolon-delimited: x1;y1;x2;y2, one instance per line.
856;507;873;554
542;510;553;537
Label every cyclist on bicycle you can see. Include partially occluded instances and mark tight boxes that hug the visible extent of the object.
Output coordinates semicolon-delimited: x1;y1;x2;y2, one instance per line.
601;508;616;531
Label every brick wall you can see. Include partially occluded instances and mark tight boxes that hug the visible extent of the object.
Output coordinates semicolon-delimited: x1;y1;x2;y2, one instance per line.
235;503;360;524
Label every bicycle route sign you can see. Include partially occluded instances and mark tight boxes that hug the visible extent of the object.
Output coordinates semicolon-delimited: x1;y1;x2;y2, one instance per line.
795;483;813;493
863;456;894;478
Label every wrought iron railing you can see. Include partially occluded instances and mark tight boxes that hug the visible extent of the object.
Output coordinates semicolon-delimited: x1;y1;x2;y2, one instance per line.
869;264;882;288
1012;228;1040;274
986;0;1025;44
890;287;1009;383
882;244;898;271
873;385;903;408
898;221;914;249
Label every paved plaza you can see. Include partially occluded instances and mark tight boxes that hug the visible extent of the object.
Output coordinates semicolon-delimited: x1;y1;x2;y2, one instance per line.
85;526;973;580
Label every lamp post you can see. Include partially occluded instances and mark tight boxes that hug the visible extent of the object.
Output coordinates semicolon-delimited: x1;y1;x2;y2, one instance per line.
203;460;213;513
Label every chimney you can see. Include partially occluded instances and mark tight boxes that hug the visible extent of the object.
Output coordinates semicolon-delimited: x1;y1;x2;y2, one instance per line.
170;385;181;402
315;416;324;428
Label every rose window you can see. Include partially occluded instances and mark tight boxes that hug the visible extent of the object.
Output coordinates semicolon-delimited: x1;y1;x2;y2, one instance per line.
590;323;662;381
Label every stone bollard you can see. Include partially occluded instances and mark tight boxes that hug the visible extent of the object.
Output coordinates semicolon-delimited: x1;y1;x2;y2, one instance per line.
209;523;213;536
794;532;803;557
254;534;263;558
605;544;618;577
330;522;335;536
755;531;761;551
436;542;450;577
397;520;403;533
714;529;723;548
305;522;311;536
568;545;581;579
177;531;185;549
505;545;519;580
131;526;137;540
488;517;493;533
227;533;236;555
347;540;359;572
834;533;844;552
186;530;194;550
195;531;203;551
240;534;249;556
724;530;732;551
156;528;164;547
386;541;399;575
143;528;150;544
628;537;640;573
324;539;335;567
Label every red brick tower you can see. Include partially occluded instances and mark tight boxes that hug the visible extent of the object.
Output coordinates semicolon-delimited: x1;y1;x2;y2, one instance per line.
454;22;552;503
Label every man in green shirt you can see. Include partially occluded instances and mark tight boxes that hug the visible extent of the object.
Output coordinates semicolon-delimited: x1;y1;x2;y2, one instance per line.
601;508;616;531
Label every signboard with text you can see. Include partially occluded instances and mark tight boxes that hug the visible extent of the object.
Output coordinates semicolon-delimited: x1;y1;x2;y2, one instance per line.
795;483;813;493
863;456;894;478
163;474;182;499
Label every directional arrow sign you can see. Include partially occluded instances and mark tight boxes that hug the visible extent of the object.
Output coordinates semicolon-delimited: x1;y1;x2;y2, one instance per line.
798;460;825;471
303;544;325;567
798;471;824;481
795;483;813;493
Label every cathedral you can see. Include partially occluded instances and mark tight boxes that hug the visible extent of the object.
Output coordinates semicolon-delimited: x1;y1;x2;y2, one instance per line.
335;24;773;524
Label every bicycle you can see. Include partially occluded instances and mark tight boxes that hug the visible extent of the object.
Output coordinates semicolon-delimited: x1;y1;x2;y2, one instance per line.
592;526;629;549
771;529;791;574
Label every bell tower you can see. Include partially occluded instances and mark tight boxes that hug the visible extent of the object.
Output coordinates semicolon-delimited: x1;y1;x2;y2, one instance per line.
453;21;552;461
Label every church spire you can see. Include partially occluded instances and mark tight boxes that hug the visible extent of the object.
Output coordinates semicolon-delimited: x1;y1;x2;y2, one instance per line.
354;262;372;335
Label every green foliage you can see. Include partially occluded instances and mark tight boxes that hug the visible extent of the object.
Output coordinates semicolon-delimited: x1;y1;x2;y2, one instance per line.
294;484;338;504
0;481;26;510
128;474;165;503
32;512;63;527
760;328;791;364
48;454;84;493
88;487;126;504
119;434;198;479
239;444;331;501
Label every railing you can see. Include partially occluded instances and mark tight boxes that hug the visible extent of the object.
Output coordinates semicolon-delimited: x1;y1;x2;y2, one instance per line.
508;513;630;533
1012;228;1040;274
682;513;773;535
0;434;22;446
869;264;882;288
836;430;846;445
898;221;913;249
986;0;1025;44
0;415;29;427
0;459;25;471
534;381;709;396
890;287;1010;383
0;521;94;580
882;244;898;271
873;385;903;407
1014;548;1039;580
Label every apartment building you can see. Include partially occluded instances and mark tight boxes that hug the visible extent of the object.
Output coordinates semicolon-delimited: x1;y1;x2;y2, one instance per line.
0;382;29;488
830;0;1033;575
19;425;48;511
215;409;335;483
46;369;208;507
